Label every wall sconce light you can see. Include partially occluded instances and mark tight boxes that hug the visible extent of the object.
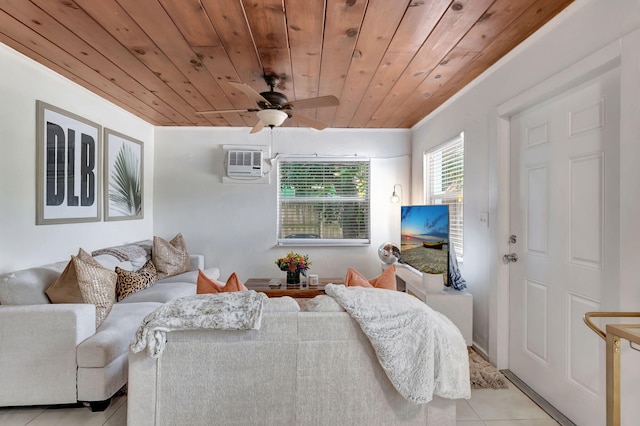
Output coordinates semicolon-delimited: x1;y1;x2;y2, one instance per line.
390;184;402;203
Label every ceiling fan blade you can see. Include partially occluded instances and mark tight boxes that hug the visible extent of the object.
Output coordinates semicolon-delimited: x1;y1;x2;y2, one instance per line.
288;112;328;131
285;95;339;110
249;120;265;134
196;108;254;115
229;82;271;106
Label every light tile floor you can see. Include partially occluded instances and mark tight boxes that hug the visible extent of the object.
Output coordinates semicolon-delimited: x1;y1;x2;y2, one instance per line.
0;380;557;426
458;380;559;426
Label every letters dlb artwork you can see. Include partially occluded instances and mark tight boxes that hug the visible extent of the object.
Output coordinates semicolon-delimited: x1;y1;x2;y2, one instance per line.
36;101;102;224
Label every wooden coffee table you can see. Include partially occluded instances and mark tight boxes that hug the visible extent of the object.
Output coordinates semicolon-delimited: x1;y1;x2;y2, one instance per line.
244;277;344;298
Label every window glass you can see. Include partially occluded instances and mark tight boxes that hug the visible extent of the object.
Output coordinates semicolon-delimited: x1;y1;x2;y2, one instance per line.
277;158;370;246
425;133;464;258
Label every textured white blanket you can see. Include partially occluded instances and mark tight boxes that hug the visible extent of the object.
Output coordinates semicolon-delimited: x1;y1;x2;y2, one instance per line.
325;284;470;403
130;291;267;358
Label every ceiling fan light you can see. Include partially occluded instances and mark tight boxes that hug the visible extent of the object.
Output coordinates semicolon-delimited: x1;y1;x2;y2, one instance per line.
256;109;288;127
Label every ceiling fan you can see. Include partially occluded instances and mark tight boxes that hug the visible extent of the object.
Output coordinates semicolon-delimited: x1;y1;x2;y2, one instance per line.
196;75;339;133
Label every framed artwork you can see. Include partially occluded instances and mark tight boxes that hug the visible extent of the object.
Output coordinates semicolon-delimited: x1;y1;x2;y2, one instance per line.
36;101;102;225
103;129;144;221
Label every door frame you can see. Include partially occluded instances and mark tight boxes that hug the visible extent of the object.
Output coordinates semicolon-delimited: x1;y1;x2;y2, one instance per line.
492;40;621;369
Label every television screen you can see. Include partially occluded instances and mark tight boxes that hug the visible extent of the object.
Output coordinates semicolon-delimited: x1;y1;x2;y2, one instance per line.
400;205;450;285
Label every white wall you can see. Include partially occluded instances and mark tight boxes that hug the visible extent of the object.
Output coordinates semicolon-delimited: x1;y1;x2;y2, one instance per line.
0;43;154;273
153;127;410;282
412;0;640;422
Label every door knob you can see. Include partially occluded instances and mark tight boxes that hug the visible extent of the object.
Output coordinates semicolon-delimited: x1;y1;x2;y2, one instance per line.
503;253;518;263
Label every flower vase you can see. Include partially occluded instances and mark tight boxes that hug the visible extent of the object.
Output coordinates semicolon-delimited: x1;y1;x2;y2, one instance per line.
286;270;301;285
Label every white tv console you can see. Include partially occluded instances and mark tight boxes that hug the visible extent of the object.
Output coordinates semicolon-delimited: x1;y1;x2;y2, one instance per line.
394;264;473;346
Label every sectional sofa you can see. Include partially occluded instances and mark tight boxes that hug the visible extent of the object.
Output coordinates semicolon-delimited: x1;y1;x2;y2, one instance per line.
128;292;467;425
0;240;219;411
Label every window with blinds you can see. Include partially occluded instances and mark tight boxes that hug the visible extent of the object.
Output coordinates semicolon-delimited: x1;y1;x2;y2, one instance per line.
425;132;464;259
277;158;370;245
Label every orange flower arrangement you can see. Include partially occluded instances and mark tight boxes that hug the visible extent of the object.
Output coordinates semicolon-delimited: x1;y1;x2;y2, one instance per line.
275;251;311;276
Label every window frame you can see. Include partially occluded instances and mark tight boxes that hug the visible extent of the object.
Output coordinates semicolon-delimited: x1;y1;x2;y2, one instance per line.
276;156;371;247
424;132;464;260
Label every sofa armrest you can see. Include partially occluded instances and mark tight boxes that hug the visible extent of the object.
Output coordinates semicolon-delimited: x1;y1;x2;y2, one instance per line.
128;349;159;426
0;304;96;406
189;254;204;271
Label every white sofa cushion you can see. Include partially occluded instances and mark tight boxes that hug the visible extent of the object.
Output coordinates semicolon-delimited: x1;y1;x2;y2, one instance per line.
117;282;196;304
156;266;219;284
304;294;345;312
77;302;161;368
264;296;300;312
0;261;67;305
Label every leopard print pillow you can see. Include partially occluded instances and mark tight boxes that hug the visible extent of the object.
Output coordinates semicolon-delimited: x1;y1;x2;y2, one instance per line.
115;260;158;302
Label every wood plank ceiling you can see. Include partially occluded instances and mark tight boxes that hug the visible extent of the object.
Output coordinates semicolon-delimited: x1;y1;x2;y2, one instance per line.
0;0;573;129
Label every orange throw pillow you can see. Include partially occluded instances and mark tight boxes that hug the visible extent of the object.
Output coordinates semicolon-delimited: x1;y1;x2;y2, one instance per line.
197;270;248;294
345;264;397;290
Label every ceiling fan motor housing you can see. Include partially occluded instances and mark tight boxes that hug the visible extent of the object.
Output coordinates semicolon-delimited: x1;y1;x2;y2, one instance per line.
259;90;288;108
196;75;334;131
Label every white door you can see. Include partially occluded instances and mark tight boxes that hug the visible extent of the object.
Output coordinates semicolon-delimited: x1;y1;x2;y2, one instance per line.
508;66;620;426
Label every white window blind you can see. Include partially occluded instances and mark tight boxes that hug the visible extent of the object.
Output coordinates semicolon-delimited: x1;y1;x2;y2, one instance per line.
277;158;370;245
425;133;464;259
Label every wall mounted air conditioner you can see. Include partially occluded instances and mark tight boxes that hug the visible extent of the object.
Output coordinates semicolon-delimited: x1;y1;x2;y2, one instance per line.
226;150;263;178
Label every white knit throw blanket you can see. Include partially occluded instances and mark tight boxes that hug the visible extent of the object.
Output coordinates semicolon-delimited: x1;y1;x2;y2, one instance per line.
130;291;267;358
325;284;470;403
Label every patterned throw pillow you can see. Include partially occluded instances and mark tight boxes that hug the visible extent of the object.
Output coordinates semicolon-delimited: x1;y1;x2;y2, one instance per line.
115;260;158;301
344;264;397;290
153;233;190;280
46;248;105;304
72;255;117;328
196;270;248;294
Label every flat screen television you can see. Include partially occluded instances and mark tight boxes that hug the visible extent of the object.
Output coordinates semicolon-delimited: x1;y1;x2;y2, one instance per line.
400;205;450;286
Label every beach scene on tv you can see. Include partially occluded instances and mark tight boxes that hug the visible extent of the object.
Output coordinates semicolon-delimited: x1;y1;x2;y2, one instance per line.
400;205;449;284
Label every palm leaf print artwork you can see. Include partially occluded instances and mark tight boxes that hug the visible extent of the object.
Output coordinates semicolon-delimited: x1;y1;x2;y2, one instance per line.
109;143;141;216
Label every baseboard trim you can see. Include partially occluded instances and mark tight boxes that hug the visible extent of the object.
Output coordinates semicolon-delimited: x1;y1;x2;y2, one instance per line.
471;344;489;361
501;369;576;426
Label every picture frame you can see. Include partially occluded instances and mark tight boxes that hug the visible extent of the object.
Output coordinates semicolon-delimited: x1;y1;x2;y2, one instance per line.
103;128;144;221
36;101;102;225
